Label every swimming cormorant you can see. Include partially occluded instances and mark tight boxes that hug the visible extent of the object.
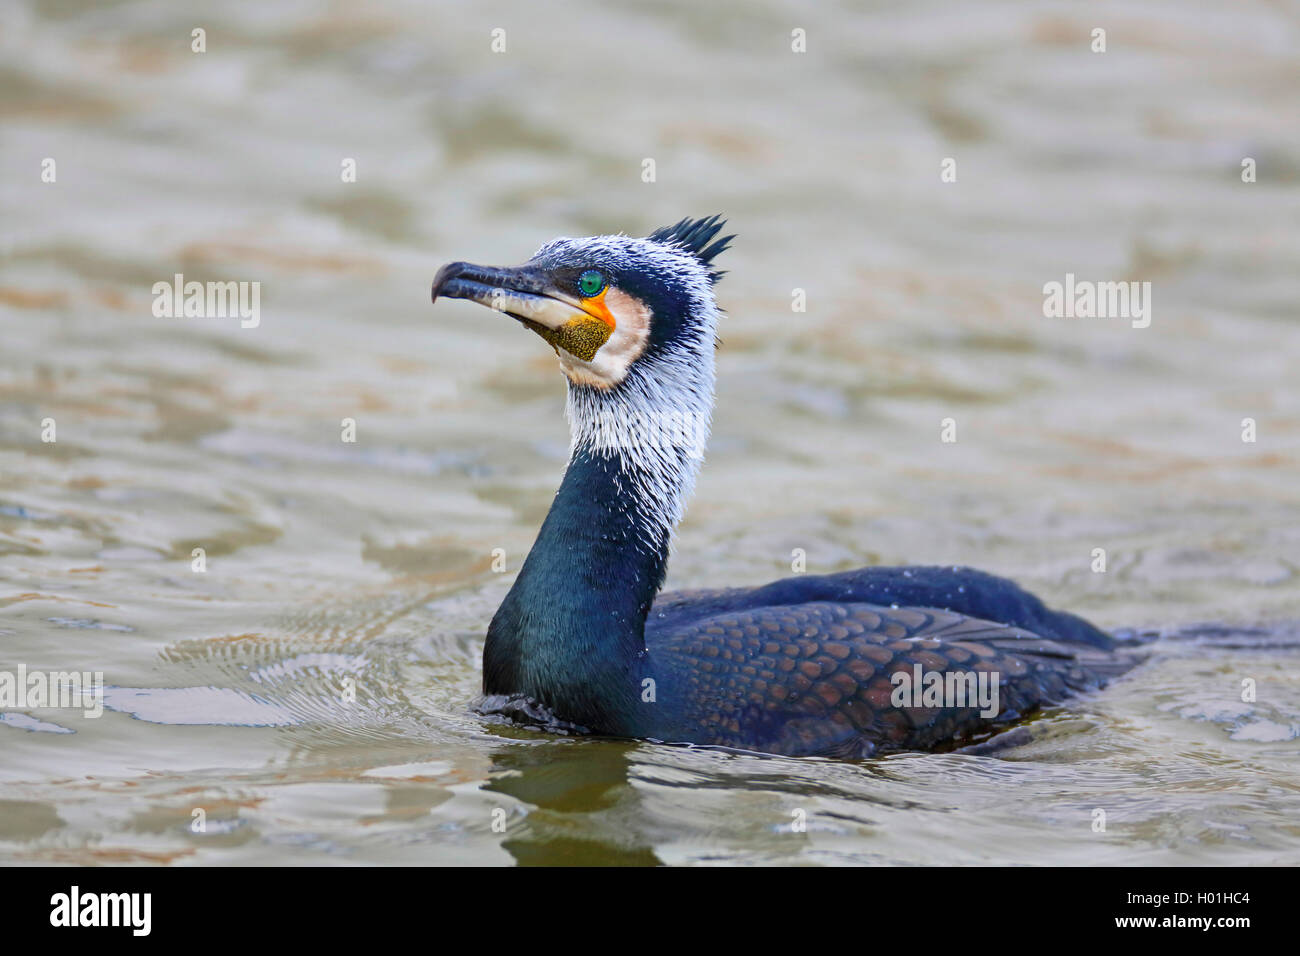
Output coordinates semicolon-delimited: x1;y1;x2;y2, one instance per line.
431;216;1139;758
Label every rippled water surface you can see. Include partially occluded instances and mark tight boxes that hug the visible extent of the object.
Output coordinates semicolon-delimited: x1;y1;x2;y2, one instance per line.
3;0;1299;865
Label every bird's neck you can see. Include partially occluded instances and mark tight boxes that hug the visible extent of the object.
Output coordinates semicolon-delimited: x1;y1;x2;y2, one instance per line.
484;357;713;730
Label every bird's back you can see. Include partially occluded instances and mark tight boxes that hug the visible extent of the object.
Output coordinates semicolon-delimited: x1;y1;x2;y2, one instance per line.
643;566;1141;757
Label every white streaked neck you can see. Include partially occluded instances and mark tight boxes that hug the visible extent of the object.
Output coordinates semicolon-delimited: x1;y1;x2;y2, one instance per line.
564;337;715;553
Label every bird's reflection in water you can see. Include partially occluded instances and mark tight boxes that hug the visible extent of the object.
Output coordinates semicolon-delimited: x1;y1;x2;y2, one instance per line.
482;739;659;866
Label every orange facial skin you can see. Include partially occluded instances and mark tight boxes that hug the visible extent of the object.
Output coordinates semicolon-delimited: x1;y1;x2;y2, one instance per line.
580;287;617;330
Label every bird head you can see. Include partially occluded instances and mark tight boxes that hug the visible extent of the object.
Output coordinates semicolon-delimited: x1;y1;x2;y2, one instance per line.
431;216;732;390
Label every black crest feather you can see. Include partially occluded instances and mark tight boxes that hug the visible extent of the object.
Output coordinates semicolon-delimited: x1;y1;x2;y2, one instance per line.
647;215;734;283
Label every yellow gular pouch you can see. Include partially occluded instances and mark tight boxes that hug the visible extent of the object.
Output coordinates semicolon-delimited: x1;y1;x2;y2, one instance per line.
534;286;653;389
529;312;613;362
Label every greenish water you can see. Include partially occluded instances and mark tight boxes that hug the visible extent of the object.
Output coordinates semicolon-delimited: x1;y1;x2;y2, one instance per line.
2;0;1299;865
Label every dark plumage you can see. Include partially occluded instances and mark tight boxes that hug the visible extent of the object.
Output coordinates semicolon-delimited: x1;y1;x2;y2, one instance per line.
647;215;734;281
432;217;1144;758
642;567;1134;757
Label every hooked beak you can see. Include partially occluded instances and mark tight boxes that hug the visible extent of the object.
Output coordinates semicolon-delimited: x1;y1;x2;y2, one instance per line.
430;261;598;332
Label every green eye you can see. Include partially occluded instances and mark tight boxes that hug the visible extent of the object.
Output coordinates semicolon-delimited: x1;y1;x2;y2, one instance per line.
577;270;605;297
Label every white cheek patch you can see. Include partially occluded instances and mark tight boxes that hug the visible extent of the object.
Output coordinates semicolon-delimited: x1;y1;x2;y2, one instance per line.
557;288;651;389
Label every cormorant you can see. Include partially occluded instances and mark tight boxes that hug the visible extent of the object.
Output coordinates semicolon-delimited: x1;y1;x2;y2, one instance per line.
431;216;1139;758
